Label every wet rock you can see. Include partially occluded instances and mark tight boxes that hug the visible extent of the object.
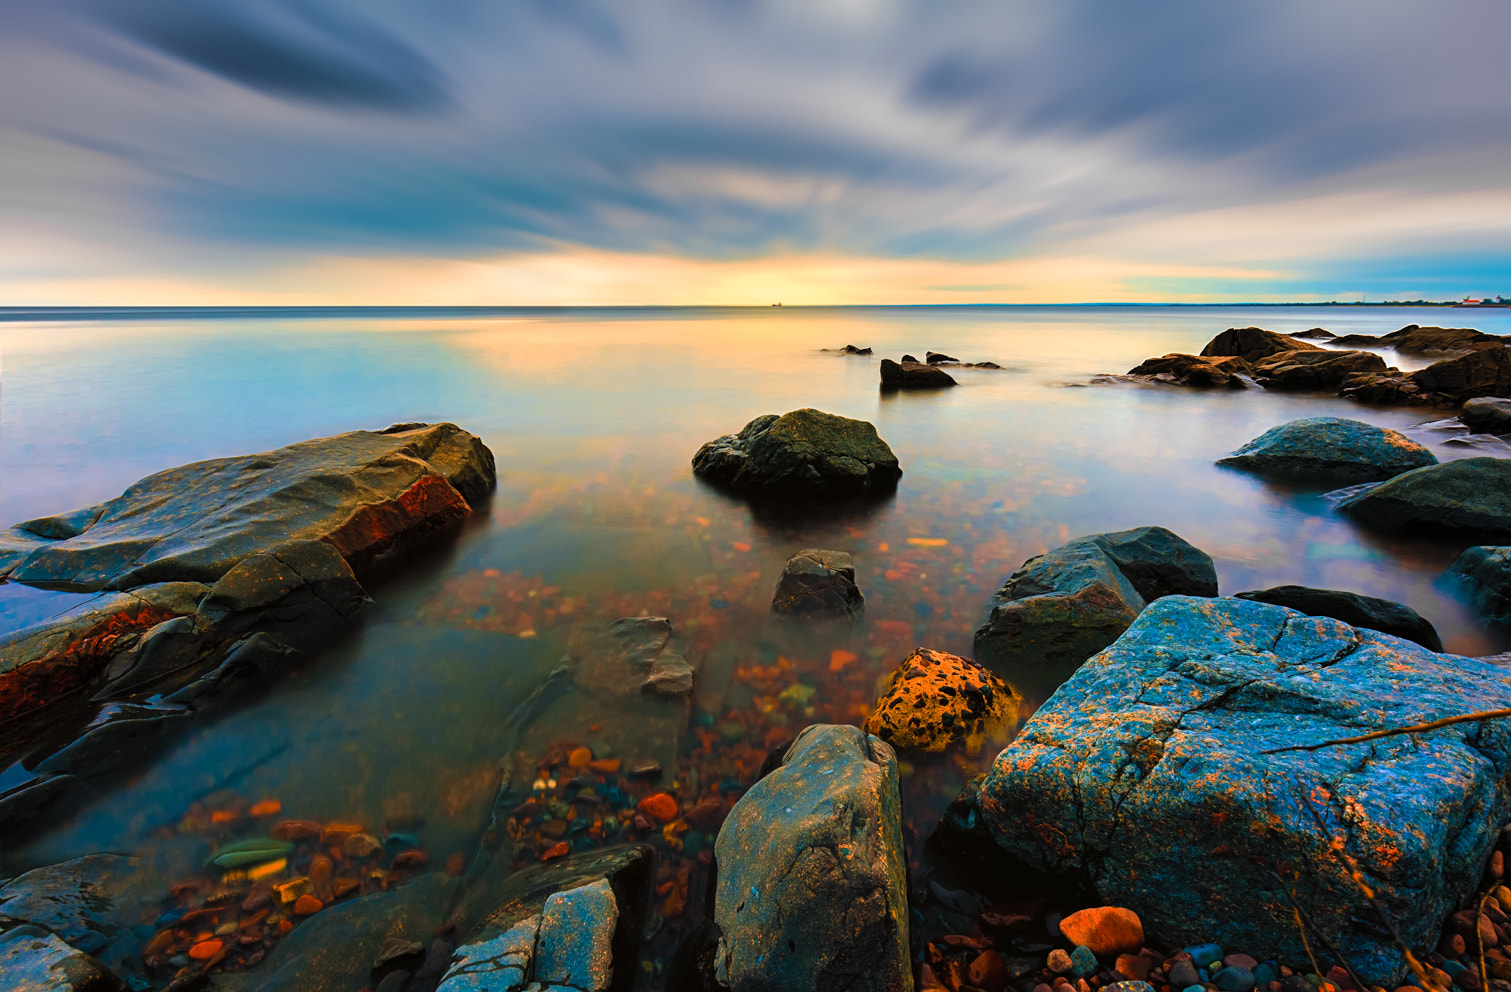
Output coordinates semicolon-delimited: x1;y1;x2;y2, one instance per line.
973;526;1217;685
714;724;910;992
0;924;125;991
1200;327;1325;363
691;409;903;499
1249;350;1390;391
1331;324;1511;355
822;344;873;355
1335;457;1511;532
1292;328;1336;340
1452;546;1511;624
1343;347;1511;406
1123;354;1253;388
863;648;1021;755
926;351;958;364
880;358;958;388
1462;397;1511;434
1216;418;1437;484
0;853;147;973
975;595;1511;985
1233;585;1443;651
771;549;864;621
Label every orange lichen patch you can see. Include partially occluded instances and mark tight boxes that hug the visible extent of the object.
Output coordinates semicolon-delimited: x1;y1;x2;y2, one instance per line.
0;601;179;728
249;799;282;817
567;747;593;768
638;793;679;823
292;894;323;915
321;473;471;573
189;939;224;960
864;648;1022;756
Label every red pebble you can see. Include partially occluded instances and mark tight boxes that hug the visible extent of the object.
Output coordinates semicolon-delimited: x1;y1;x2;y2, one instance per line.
542;841;570;861
637;793;678;823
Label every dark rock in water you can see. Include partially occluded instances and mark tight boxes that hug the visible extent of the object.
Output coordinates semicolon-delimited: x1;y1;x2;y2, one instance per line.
973;526;1217;685
1232;585;1443;651
822;344;873;355
880;358;958;388
1200;327;1324;363
926;351;958;364
0;924;125;991
771;549;863;620
1343;346;1511;406
863;648;1021;755
1452;546;1511;624
1124;354;1253;389
691;408;903;498
1292;327;1336;340
0;422;495;590
901;354;920;364
1216;417;1436;483
1461;397;1511;434
1331;324;1511;355
0;854;147;971
1335;457;1511;532
441;845;654;992
973;595;1511;986
715;725;910;992
1249;349;1389;390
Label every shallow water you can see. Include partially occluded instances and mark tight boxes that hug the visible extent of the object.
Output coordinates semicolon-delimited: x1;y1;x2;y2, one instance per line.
3;305;1510;982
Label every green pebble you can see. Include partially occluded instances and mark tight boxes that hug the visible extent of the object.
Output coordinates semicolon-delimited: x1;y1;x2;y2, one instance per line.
205;838;293;870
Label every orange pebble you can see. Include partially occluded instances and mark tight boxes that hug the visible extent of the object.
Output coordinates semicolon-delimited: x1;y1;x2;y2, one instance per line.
292;894;323;915
567;747;593;768
318;823;364;845
588;758;620;773
829;650;858;672
637;793;678;823
542;841;570;861
210;810;236;824
249;799;282;817
277;919;294;935
271;820;322;841
189;939;223;960
732;542;751;552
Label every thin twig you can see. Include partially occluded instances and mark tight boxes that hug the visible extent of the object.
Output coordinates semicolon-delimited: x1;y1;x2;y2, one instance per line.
1261;710;1511;754
1478;891;1491;992
1272;869;1370;992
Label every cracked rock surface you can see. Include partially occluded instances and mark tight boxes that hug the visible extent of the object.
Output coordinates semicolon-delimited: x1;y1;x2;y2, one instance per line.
715;724;912;992
975;595;1511;986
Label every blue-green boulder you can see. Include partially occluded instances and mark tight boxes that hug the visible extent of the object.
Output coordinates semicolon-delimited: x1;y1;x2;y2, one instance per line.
1336;457;1511;531
1217;417;1436;483
973;595;1511;986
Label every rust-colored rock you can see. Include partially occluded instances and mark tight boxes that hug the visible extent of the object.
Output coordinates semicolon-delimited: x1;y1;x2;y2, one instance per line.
1116;953;1154;981
1058;906;1145;957
320;472;471;573
969;949;1009;992
863;648;1021;755
271;820;323;841
189;939;224;960
1201;326;1325;363
292;894;323;915
638;792;678;823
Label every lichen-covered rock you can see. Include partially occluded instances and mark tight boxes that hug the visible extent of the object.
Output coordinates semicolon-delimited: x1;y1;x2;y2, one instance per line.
1216;418;1437;483
1452;546;1511;624
1200;327;1324;363
771;549;864;620
973;526;1217;685
1124;354;1252;388
1233;585;1442;651
863;648;1021;755
975;595;1511;985
715;724;911;992
692;409;903;498
1335;457;1511;532
1461;397;1511;434
880;359;958;388
1248;350;1389;391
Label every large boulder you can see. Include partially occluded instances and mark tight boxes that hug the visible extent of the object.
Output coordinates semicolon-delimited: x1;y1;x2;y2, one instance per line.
973;595;1511;985
1335;457;1511;532
714;724;911;992
1343;347;1511;406
1216;417;1437;483
1232;585;1442;651
973;526;1217;686
1248;349;1390;391
880;359;957;388
1200;327;1324;363
1452;546;1511;624
771;549;864;621
1332;324;1510;355
1123;354;1252;388
863;648;1021;756
1461;397;1511;434
691;409;903;499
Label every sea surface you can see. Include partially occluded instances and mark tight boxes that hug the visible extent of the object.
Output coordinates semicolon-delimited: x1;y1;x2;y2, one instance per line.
3;305;1510;981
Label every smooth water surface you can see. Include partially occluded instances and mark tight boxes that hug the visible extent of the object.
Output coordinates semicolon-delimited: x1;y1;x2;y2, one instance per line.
2;305;1510;982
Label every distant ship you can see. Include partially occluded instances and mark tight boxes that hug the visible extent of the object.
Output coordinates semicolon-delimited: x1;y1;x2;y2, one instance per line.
771;302;783;307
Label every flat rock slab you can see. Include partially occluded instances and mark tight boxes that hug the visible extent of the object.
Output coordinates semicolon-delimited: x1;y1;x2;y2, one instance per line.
715;724;912;992
1336;456;1511;532
0;422;495;591
692;409;902;499
1218;417;1436;484
976;595;1511;985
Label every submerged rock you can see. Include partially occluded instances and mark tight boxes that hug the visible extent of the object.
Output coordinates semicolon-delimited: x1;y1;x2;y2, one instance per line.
571;617;696;698
1200;327;1324;363
1216;417;1436;483
714;724;910;992
1123;354;1252;389
1248;349;1389;390
973;526;1217;685
1461;397;1511;434
1452;546;1511;624
691;409;902;498
1232;585;1442;651
770;549;864;621
863;648;1021;755
822;344;873;355
880;358;958;388
1335;457;1511;532
974;595;1511;986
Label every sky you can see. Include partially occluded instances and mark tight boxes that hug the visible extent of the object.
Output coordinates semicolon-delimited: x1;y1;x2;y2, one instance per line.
2;0;1510;306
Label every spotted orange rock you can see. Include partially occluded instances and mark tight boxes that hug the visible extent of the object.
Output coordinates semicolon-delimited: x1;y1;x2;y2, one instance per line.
637;792;678;823
862;648;1021;755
